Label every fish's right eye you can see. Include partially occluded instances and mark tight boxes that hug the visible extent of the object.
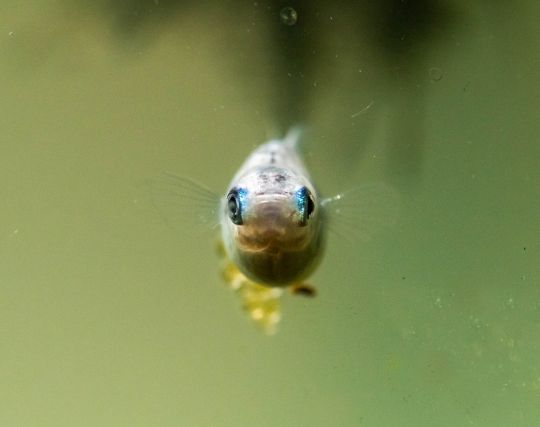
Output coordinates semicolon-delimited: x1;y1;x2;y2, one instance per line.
227;189;244;225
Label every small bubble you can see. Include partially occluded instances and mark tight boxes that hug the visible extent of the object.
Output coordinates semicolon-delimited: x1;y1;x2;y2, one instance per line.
429;67;443;82
470;316;483;328
280;6;298;26
402;327;417;339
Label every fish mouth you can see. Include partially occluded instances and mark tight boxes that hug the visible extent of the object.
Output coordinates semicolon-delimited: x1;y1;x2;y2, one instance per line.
235;200;308;251
236;226;307;252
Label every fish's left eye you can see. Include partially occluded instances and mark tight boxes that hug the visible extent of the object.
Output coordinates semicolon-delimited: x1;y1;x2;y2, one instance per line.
296;186;315;225
227;188;244;225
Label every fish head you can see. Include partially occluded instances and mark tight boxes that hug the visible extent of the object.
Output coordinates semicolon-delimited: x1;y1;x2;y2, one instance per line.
223;168;319;250
221;167;323;284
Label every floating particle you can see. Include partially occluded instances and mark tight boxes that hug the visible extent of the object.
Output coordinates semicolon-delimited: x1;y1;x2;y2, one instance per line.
429;67;443;82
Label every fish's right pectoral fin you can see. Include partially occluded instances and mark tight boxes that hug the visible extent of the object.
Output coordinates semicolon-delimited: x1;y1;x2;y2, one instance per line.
144;172;220;235
289;283;317;297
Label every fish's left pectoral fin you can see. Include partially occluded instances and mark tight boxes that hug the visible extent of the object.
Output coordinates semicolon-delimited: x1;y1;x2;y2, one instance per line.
322;183;400;244
289;283;317;297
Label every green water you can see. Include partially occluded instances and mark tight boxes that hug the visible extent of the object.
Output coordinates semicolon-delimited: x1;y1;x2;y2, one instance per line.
1;2;539;426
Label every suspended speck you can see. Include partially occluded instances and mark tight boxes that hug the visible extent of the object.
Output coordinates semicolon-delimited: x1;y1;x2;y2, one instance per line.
429;67;443;82
280;7;298;26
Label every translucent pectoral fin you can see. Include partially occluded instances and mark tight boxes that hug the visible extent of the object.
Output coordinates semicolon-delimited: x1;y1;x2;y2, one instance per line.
145;172;220;235
322;183;400;244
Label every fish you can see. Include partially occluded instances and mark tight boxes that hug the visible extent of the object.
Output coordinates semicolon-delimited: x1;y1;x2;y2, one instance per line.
149;128;398;334
221;129;323;288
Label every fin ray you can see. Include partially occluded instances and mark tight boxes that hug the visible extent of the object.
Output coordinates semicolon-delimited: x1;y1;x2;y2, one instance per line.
322;183;400;243
145;172;220;234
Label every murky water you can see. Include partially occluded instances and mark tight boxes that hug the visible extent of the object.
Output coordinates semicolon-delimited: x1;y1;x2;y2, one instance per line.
1;2;539;426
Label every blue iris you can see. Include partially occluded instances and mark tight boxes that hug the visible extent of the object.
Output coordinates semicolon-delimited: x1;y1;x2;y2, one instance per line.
237;187;248;214
295;186;308;222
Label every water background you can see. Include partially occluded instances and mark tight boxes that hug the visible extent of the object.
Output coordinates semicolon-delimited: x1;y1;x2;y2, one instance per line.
1;2;539;426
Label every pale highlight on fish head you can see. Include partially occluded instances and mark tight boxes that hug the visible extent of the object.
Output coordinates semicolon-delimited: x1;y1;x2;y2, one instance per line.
221;167;324;286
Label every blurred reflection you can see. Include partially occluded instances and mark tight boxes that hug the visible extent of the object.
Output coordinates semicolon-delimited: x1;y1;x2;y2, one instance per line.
364;0;455;185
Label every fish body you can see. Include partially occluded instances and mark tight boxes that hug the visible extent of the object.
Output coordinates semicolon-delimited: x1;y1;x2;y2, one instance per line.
220;131;325;288
150;128;397;334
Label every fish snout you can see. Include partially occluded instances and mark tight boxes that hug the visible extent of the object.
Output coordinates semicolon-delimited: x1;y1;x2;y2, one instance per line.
234;200;308;250
250;199;300;227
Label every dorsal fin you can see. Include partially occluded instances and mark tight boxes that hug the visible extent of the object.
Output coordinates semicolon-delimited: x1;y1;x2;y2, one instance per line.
282;126;304;150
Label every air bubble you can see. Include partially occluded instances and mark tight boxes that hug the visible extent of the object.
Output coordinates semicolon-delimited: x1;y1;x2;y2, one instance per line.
280;7;298;26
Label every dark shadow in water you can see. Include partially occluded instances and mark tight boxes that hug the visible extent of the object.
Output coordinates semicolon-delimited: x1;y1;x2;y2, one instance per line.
347;1;456;186
73;0;459;185
101;0;196;35
259;1;322;131
375;1;455;186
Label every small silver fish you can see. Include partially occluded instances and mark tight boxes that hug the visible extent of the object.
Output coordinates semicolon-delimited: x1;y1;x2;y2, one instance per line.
150;128;397;334
221;129;323;288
